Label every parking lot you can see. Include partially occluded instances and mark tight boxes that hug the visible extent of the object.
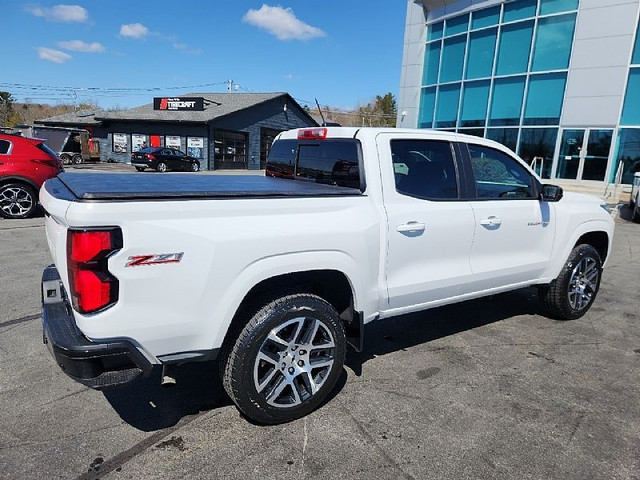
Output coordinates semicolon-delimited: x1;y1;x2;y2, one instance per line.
0;189;638;480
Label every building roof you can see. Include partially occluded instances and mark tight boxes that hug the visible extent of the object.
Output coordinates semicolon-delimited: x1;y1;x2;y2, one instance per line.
93;92;311;124
35;109;103;126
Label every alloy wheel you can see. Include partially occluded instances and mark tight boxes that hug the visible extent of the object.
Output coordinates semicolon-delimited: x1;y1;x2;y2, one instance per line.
568;256;599;311
0;186;34;218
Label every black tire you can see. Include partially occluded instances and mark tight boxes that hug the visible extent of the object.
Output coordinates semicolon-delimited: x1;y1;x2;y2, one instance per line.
72;154;83;164
190;162;199;172
60;154;71;165
632;202;640;223
221;293;346;425
539;244;602;320
156;162;167;173
0;183;38;219
135;167;145;172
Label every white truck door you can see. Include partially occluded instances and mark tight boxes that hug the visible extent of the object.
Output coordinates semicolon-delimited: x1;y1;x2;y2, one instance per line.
377;135;476;310
465;143;555;289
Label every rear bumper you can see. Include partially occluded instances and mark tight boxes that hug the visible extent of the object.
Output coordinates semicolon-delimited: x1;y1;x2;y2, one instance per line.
41;265;153;389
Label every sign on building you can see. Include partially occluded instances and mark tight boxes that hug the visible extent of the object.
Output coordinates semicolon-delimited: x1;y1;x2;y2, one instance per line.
153;97;204;111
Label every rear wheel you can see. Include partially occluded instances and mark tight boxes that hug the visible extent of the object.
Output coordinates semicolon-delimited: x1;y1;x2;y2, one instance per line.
135;167;145;172
0;183;38;219
222;293;346;424
60;154;71;165
156;162;167;173
190;162;199;172
539;244;602;320
72;154;83;164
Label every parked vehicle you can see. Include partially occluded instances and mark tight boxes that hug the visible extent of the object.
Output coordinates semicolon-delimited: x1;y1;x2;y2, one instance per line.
630;172;640;223
39;127;614;424
131;147;200;172
0;133;62;219
10;125;92;165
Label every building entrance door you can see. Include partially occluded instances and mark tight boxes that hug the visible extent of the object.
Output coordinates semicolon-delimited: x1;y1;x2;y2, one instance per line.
555;129;613;181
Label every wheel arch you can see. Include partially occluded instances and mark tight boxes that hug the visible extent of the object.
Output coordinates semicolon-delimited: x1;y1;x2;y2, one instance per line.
575;230;609;263
0;175;40;192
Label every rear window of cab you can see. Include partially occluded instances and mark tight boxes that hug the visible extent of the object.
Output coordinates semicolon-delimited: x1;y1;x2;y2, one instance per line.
266;138;363;190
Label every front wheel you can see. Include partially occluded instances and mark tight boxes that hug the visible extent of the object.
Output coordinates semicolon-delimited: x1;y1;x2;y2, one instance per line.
60;154;71;165
539;244;602;320
632;202;640;223
72;154;83;164
222;293;346;424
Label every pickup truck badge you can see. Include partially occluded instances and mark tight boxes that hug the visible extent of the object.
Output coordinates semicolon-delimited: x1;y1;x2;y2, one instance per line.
125;253;184;267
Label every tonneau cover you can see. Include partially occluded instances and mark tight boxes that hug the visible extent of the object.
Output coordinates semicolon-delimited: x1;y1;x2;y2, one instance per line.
55;172;362;200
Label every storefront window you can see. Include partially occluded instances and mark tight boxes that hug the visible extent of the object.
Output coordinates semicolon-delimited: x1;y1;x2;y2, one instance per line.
489;76;526;126
112;133;127;153
419;87;436;128
187;137;204;159
518;128;558;179
612;129;640;184
460;80;490;127
531;14;576;72
621;69;640;125
486;128;518;151
465;28;497;80
471;6;500;30
539;0;578;15
496;20;534;75
503;0;536;23
523;73;567;125
435;83;461;128
440;36;466;83
423;42;441;85
214;130;247;169
445;14;469;37
427;21;443;41
632;20;640;65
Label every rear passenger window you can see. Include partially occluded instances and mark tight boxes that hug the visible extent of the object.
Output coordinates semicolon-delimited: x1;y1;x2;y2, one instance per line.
468;144;535;199
0;139;10;155
391;140;458;200
297;141;360;189
265;139;297;178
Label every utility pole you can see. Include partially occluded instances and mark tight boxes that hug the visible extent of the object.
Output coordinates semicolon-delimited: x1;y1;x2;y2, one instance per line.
227;79;233;92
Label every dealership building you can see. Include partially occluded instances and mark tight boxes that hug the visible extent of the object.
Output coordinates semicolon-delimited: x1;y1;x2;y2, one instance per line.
399;0;640;189
38;92;316;170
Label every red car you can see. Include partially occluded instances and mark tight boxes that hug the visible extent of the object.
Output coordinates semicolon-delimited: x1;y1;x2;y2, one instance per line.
0;133;63;219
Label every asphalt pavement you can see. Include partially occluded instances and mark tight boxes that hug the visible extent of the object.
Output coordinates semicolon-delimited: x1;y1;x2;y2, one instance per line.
0;203;638;480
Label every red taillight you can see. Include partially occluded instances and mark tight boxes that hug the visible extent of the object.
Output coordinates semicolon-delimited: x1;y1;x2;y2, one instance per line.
67;229;122;314
298;128;327;140
145;154;156;160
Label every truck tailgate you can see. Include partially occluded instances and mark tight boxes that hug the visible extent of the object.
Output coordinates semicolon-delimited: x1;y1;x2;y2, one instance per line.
55;173;362;201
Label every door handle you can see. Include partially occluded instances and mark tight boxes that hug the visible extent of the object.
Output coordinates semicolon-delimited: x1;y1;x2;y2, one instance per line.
479;216;502;227
396;222;426;233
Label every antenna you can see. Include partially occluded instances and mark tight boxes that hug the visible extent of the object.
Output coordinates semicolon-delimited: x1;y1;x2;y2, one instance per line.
314;98;326;126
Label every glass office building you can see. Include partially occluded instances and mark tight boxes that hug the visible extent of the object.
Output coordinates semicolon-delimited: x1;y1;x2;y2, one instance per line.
398;0;640;186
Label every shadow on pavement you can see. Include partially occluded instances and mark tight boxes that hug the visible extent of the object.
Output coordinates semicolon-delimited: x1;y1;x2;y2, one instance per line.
103;360;231;432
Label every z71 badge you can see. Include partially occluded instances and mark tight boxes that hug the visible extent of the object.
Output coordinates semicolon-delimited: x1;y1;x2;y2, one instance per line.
125;252;184;267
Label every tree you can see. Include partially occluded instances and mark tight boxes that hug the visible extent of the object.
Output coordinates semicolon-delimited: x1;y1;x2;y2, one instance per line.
356;92;397;127
0;91;20;127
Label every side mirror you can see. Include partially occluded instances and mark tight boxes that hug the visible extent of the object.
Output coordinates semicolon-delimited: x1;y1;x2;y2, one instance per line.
540;184;563;202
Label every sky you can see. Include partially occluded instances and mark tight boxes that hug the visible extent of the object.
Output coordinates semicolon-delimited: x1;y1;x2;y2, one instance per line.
1;1;407;112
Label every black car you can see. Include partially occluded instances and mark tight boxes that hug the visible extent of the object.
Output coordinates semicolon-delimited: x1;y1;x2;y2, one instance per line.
131;147;200;172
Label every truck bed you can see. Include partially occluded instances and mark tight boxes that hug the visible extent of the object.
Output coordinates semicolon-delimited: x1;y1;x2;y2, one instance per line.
49;172;363;201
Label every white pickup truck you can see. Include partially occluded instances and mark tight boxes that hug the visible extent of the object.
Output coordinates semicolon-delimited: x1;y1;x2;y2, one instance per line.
40;127;614;424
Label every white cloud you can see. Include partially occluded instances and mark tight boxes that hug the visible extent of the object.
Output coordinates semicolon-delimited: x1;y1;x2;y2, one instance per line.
119;23;149;39
172;42;202;56
37;47;72;63
242;5;326;41
57;40;105;53
27;4;88;23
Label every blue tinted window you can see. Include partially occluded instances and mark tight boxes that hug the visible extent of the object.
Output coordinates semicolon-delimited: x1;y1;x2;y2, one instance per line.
612;129;640;184
435;83;461;128
445;14;469;37
423;42;441;85
503;0;537;22
489;76;525;126
632;21;640;64
518;128;558;178
440;36;466;83
539;0;578;15
523;73;566;125
428;22;444;41
621;68;640;125
419;87;436;128
486;128;519;151
532;14;576;71
471;6;501;30
460;80;490;127
496;21;534;75
466;28;497;79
